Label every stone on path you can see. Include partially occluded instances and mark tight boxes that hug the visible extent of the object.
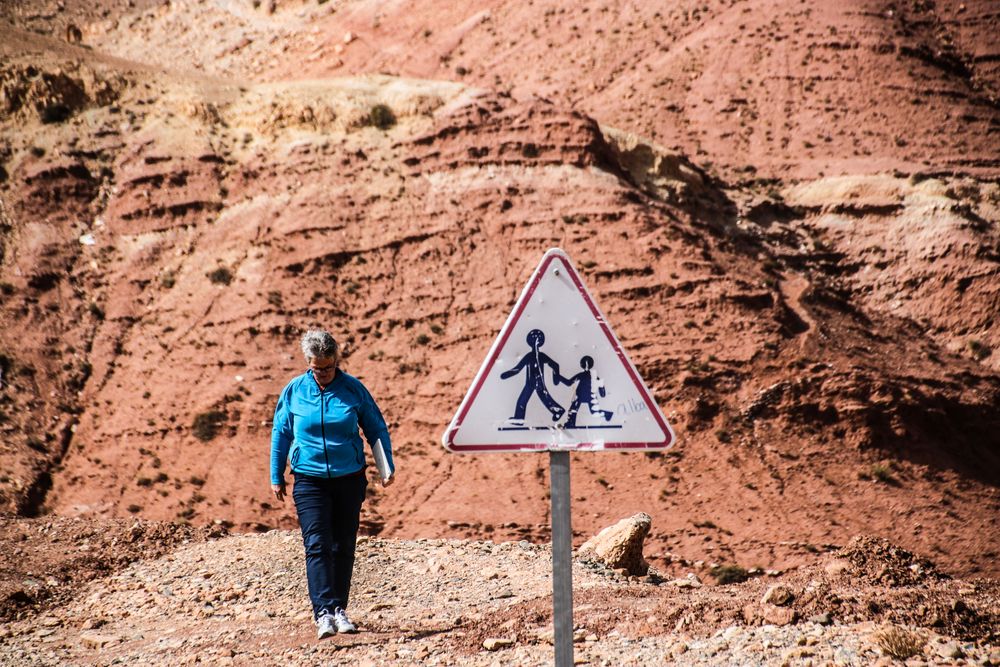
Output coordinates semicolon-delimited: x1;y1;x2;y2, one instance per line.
483;637;514;651
576;512;652;576
80;632;119;649
762;584;794;606
743;603;798;627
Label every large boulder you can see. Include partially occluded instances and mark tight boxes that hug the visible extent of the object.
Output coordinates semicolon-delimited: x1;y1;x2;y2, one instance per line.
576;513;652;576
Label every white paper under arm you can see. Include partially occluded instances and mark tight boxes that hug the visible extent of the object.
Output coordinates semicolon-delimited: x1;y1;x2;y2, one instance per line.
373;438;392;482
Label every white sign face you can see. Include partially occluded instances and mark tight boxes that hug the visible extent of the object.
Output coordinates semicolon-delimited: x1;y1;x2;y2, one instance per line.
443;248;675;453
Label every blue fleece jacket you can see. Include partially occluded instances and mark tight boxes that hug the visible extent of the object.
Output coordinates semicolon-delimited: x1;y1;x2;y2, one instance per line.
270;369;394;484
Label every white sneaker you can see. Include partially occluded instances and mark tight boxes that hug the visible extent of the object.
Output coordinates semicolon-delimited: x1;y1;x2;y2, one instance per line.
316;611;337;639
332;607;356;633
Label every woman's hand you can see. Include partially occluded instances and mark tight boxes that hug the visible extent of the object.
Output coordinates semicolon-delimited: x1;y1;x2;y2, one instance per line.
272;482;286;502
381;474;395;488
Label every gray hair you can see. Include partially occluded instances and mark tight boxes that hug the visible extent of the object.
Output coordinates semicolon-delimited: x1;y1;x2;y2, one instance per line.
300;329;338;361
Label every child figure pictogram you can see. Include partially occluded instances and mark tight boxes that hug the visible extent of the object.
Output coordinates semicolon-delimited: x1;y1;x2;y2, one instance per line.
559;355;614;428
499;329;565;423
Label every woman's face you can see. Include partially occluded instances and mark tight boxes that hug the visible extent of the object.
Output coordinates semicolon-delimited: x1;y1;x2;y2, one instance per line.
309;354;338;386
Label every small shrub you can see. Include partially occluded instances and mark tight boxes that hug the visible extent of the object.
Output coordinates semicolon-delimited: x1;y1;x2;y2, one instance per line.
430;324;443;335
189;476;205;487
160;271;176;289
40;104;71;124
207;267;233;285
136;477;152;487
874;625;925;660
367;103;396;130
967;339;991;360
267;291;283;308
415;334;431;346
870;464;896;485
154;472;169;483
88;302;105;320
126;504;142;513
710;564;749;585
192;410;226;441
397;361;425;374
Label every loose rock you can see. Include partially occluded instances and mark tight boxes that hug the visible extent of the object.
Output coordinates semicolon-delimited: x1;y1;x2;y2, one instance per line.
483;637;514;651
762;585;794;606
577;513;652;576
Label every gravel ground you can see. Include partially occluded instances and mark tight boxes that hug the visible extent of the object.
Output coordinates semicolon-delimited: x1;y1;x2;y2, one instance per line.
0;531;996;666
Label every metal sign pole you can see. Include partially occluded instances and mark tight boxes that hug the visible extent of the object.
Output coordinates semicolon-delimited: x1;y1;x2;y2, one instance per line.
550;450;573;667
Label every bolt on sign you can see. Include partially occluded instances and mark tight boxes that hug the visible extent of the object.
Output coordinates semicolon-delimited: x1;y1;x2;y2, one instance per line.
443;247;675;452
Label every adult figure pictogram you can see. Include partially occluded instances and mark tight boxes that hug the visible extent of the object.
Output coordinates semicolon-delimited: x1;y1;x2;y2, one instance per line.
499;329;565;423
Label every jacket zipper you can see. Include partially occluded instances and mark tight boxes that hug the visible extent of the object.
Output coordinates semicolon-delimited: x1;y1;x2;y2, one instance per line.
320;385;331;476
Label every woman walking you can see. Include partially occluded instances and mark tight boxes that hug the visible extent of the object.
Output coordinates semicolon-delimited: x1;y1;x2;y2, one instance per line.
270;329;395;639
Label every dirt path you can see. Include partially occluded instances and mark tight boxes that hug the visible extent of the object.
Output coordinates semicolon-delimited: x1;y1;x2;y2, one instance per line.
1;531;997;666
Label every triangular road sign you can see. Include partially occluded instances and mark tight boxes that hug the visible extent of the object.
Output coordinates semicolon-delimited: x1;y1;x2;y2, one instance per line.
443;248;675;452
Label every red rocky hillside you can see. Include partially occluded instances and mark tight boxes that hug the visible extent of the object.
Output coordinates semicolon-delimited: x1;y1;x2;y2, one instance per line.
0;0;998;580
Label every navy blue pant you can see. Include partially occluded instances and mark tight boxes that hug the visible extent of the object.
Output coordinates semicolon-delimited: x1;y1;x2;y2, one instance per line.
292;470;367;619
